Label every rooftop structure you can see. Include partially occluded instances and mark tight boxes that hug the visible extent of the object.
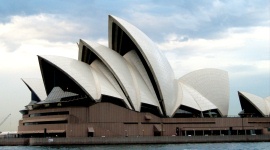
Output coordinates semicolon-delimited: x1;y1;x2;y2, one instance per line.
238;91;270;117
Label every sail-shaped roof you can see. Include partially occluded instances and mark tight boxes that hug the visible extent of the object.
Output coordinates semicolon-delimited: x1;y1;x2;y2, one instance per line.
108;15;178;116
22;78;47;101
238;91;269;116
179;68;229;116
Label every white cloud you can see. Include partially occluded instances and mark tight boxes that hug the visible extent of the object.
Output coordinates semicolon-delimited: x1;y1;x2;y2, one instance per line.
0;14;109;74
159;26;269;78
0;14;89;52
96;38;108;47
0;41;78;75
159;26;268;52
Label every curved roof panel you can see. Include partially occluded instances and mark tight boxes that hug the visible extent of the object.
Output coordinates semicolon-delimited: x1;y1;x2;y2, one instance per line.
171;80;184;116
38;55;99;100
266;97;270;110
22;78;47;101
180;82;217;112
91;60;131;109
238;91;268;116
123;51;160;107
91;60;129;105
179;83;200;111
125;58;162;114
109;15;177;116
80;40;140;111
179;68;229;116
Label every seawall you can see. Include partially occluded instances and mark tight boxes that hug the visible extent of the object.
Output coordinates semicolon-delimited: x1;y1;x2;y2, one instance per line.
0;138;29;146
1;135;270;146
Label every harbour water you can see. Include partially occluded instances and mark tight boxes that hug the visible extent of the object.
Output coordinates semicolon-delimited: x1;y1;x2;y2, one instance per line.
0;142;269;150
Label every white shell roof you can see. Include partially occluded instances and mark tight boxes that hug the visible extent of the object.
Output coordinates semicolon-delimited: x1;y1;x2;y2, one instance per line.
109;15;178;117
90;60;131;108
91;67;123;100
90;60;130;107
39;55;99;100
124;50;157;98
180;82;217;112
39;55;128;104
179;82;200;111
238;91;269;116
21;78;47;101
172;80;184;116
124;51;162;114
179;68;229;116
266;97;270;111
79;40;140;111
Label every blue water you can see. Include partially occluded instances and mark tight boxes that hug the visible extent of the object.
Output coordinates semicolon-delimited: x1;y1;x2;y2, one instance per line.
1;143;270;150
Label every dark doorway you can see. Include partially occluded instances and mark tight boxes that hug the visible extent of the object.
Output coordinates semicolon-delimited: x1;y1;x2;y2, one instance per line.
176;127;180;136
154;131;161;136
88;132;94;137
153;124;162;136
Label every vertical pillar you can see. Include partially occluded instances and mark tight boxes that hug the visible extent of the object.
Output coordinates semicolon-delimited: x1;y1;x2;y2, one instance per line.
161;123;164;136
44;128;47;138
229;127;232;135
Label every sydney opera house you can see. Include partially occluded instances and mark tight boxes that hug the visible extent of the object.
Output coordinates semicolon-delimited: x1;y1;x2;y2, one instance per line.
17;15;270;138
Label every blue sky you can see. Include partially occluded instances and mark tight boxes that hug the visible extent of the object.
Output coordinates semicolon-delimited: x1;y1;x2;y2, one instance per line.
0;0;269;131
